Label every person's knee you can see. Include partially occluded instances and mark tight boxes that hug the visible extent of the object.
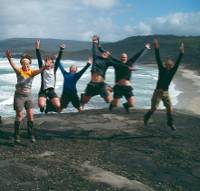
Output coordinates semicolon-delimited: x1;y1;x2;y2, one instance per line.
127;97;136;107
16;111;23;121
112;99;119;106
150;107;156;113
105;96;112;103
166;106;173;113
82;96;90;104
26;109;33;120
52;98;60;107
38;98;46;108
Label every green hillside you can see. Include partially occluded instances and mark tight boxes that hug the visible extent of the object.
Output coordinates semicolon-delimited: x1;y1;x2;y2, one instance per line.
0;35;199;70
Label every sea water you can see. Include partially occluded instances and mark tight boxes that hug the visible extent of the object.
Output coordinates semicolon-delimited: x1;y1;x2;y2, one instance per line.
0;59;182;117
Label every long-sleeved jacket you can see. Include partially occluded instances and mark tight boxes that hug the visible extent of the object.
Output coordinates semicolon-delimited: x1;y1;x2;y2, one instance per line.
59;62;90;93
155;48;183;90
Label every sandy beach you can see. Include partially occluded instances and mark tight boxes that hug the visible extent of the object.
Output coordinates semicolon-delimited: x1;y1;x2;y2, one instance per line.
174;68;200;115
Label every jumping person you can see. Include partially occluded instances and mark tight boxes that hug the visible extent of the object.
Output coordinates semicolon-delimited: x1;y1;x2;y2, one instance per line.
81;35;130;107
6;50;47;143
59;57;92;112
95;37;150;113
144;39;184;130
35;40;65;113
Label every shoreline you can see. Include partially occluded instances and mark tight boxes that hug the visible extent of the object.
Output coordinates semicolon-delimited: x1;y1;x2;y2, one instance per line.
174;68;200;115
142;64;200;115
0;64;199;118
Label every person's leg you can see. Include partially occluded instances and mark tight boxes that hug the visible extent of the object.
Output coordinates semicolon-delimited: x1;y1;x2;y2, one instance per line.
45;89;61;113
81;95;91;105
25;97;36;142
51;97;61;112
60;92;69;112
144;90;160;125
26;108;36;142
109;85;120;111
80;82;95;107
122;86;135;113
123;96;136;113
101;83;112;103
162;92;176;130
38;96;46;112
13;94;24;143
38;90;47;112
71;93;83;112
104;94;112;103
109;98;120;111
14;110;23;143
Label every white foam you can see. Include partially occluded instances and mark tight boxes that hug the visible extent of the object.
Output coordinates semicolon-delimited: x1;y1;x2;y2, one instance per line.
0;58;183;116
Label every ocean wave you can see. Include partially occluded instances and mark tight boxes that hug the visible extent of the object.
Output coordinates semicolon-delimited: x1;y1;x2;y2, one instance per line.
0;58;183;116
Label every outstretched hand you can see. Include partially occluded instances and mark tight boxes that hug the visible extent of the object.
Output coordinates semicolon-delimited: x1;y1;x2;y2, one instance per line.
180;42;184;54
60;43;66;49
154;39;159;48
87;57;93;65
145;43;151;49
6;49;12;59
35;40;40;49
92;35;99;44
128;67;137;71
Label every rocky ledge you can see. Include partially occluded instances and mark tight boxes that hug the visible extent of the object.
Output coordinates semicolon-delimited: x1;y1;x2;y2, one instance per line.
0;109;200;191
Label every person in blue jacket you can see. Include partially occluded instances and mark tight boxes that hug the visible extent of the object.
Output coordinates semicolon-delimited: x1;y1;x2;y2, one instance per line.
59;58;92;112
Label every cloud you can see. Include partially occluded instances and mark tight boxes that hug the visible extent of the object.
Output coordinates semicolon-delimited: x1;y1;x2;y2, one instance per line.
0;0;199;42
82;0;118;9
151;12;200;35
124;12;200;37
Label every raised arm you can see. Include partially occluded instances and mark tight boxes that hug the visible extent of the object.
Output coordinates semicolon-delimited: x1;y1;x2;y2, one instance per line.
76;57;92;80
154;39;164;70
54;43;65;72
5;50;20;74
172;42;184;73
35;40;43;68
32;65;47;77
128;43;150;66
58;62;68;75
94;36;119;61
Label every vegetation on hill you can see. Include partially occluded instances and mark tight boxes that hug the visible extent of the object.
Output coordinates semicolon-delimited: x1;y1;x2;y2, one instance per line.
0;35;199;70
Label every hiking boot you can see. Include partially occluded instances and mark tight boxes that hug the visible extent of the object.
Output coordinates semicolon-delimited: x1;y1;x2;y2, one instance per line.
167;123;176;131
123;103;130;113
40;107;44;113
27;121;36;143
109;103;113;111
14;121;21;144
167;112;176;131
143;111;152;126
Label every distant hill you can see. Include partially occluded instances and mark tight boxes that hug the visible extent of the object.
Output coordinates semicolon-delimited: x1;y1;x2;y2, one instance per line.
0;38;91;52
0;35;200;70
100;35;200;70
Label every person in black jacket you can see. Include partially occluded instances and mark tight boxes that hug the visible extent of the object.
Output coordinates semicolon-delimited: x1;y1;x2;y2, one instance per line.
95;37;150;113
144;39;184;130
81;35;129;108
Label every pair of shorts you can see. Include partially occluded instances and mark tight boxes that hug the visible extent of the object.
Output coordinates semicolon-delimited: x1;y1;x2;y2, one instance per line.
61;90;80;109
38;88;58;99
151;89;172;109
14;92;33;111
113;85;134;99
84;82;110;98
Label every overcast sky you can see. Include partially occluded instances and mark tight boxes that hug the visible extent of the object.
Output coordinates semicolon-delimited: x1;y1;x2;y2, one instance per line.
1;0;200;41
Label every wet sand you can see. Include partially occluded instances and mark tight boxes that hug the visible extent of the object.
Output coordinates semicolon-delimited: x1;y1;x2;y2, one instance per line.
174;68;200;115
